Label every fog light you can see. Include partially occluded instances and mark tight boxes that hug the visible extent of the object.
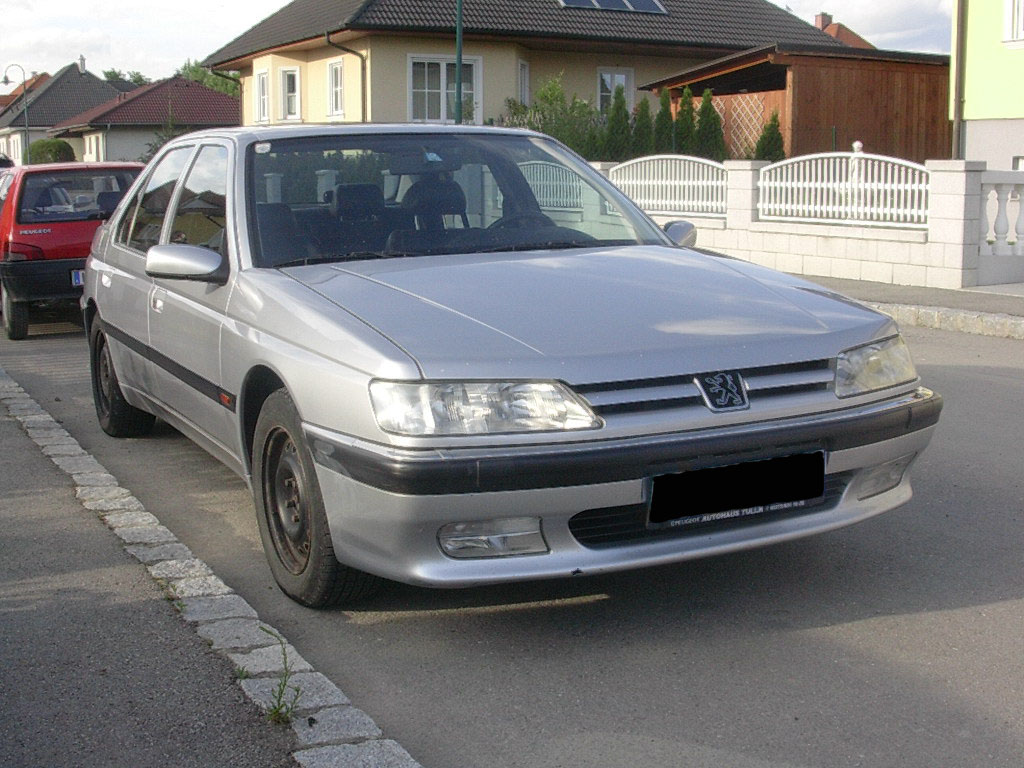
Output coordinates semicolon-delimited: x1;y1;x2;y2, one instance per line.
854;454;916;500
438;517;548;559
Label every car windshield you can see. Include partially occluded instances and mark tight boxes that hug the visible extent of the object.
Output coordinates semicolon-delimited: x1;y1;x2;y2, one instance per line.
17;169;140;224
246;132;668;267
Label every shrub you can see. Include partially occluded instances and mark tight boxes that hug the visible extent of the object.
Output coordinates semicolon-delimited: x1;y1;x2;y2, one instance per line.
603;85;632;162
501;75;603;159
673;86;696;156
29;138;75;164
754;110;786;162
653;89;674;153
694;88;727;162
631;97;654;158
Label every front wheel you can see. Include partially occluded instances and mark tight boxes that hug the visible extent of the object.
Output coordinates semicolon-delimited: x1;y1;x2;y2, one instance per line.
1;281;28;340
253;389;381;607
89;320;155;437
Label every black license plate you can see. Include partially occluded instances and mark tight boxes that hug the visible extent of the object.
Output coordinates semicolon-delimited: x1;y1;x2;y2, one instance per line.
648;452;825;529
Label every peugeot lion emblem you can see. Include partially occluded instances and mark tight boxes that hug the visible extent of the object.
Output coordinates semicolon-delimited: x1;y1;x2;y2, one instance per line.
695;371;749;412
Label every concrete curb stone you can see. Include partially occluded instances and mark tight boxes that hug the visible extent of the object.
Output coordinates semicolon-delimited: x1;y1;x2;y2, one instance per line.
228;643;314;677
292;706;383;747
196;619;279;652
870;302;1024;339
241;672;351;714
293;740;422;768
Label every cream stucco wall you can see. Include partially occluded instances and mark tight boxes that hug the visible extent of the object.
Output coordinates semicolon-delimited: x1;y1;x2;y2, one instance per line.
234;34;701;127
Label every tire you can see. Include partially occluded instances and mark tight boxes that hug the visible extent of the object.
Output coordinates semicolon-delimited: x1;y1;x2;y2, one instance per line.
253;389;382;608
1;281;28;341
89;320;156;437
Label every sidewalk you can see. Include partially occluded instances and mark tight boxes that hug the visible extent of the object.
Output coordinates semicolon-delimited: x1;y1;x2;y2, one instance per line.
806;276;1024;339
0;402;296;768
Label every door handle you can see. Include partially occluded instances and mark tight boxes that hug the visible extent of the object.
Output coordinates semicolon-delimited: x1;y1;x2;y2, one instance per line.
150;289;166;313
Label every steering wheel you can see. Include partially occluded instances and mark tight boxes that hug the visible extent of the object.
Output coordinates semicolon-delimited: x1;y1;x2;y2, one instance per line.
487;211;555;230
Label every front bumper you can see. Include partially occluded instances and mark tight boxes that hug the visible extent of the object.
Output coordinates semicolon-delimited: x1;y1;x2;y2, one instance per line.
306;387;941;587
0;258;86;302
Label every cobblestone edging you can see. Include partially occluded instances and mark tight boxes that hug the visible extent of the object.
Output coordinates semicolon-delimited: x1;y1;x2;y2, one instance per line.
869;302;1024;340
0;367;423;768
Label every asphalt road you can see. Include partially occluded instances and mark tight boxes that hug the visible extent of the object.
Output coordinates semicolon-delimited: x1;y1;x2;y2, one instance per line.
2;312;1022;768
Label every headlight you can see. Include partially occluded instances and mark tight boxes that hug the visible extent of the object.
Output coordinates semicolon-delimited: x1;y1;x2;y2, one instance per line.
835;335;917;398
369;380;602;436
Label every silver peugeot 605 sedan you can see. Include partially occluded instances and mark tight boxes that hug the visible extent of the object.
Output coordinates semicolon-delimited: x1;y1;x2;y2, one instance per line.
82;124;941;607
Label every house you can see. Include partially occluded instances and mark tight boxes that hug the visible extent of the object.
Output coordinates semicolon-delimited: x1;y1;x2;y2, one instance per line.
642;44;951;162
201;0;844;127
0;73;50;111
813;11;874;49
50;77;241;163
952;0;1024;169
0;63;127;164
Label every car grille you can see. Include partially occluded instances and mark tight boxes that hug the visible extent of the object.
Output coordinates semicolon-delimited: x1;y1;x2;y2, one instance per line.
573;359;833;416
568;471;851;548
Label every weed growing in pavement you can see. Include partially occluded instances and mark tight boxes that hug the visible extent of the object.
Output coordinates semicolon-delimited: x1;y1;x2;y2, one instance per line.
259;626;301;724
234;665;252;680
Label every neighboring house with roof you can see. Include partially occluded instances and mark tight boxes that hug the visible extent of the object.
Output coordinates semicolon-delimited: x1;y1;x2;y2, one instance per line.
643;44;950;162
952;0;1024;169
0;63;127;164
0;73;50;111
50;77;241;162
202;0;844;127
813;11;874;50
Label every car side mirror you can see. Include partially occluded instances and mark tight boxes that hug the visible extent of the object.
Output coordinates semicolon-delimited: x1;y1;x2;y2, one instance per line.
145;244;228;285
663;220;697;248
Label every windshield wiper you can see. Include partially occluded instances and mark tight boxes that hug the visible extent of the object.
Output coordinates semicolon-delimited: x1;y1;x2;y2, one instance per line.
273;252;388;268
472;241;600;254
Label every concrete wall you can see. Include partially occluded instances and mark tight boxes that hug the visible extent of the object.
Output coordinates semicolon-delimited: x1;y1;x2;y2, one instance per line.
963;117;1024;170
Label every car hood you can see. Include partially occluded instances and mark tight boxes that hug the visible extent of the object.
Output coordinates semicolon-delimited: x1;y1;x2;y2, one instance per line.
283;246;894;382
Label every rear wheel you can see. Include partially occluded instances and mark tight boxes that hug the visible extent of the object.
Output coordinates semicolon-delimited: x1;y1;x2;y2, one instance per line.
89;321;155;437
253;389;381;607
1;281;28;340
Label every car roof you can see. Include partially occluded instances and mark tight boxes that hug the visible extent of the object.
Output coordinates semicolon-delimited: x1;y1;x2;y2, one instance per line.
10;161;144;175
167;122;547;147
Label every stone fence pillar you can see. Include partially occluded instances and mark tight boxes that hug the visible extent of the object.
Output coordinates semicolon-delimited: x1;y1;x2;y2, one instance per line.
925;160;986;288
724;160;768;229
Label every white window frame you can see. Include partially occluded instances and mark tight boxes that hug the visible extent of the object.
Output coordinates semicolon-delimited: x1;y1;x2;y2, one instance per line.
279;67;301;121
327;60;344;118
1007;0;1024;43
518;60;530;105
254;70;269;123
407;55;483;125
597;67;634;113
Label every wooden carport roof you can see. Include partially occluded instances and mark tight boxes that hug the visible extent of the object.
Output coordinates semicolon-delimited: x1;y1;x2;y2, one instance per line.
640;43;949;95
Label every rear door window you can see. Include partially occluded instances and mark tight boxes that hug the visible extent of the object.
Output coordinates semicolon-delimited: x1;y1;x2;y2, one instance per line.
118;148;192;252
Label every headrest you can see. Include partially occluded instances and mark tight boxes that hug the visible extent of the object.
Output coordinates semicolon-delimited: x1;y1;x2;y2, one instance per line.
400;178;467;217
334;183;385;220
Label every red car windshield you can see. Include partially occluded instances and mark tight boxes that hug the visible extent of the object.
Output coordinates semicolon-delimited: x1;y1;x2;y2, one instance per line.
17;169;139;224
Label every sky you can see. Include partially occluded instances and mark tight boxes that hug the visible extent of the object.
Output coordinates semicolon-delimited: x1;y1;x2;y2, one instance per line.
0;0;953;94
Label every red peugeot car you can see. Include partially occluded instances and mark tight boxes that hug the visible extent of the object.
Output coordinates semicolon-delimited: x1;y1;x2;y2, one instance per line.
0;161;142;339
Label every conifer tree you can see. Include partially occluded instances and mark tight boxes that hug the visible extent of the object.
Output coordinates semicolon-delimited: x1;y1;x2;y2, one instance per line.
694;88;727;161
603;85;632;162
653;89;674;153
754;110;786;162
673;86;696;155
631;97;655;158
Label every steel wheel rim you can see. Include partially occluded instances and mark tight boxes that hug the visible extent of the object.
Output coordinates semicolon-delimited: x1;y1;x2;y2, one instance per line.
263;428;312;575
96;337;116;416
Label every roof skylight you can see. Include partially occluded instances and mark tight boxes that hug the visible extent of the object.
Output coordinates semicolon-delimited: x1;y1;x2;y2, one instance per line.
559;0;668;14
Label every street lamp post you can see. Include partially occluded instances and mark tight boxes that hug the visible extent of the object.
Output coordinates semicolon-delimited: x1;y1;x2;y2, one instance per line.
454;0;464;124
2;64;31;165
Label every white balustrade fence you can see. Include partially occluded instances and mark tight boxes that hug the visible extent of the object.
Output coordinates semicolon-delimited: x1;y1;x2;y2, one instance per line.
980;172;1024;256
608;155;727;217
520;160;583;210
758;152;929;228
